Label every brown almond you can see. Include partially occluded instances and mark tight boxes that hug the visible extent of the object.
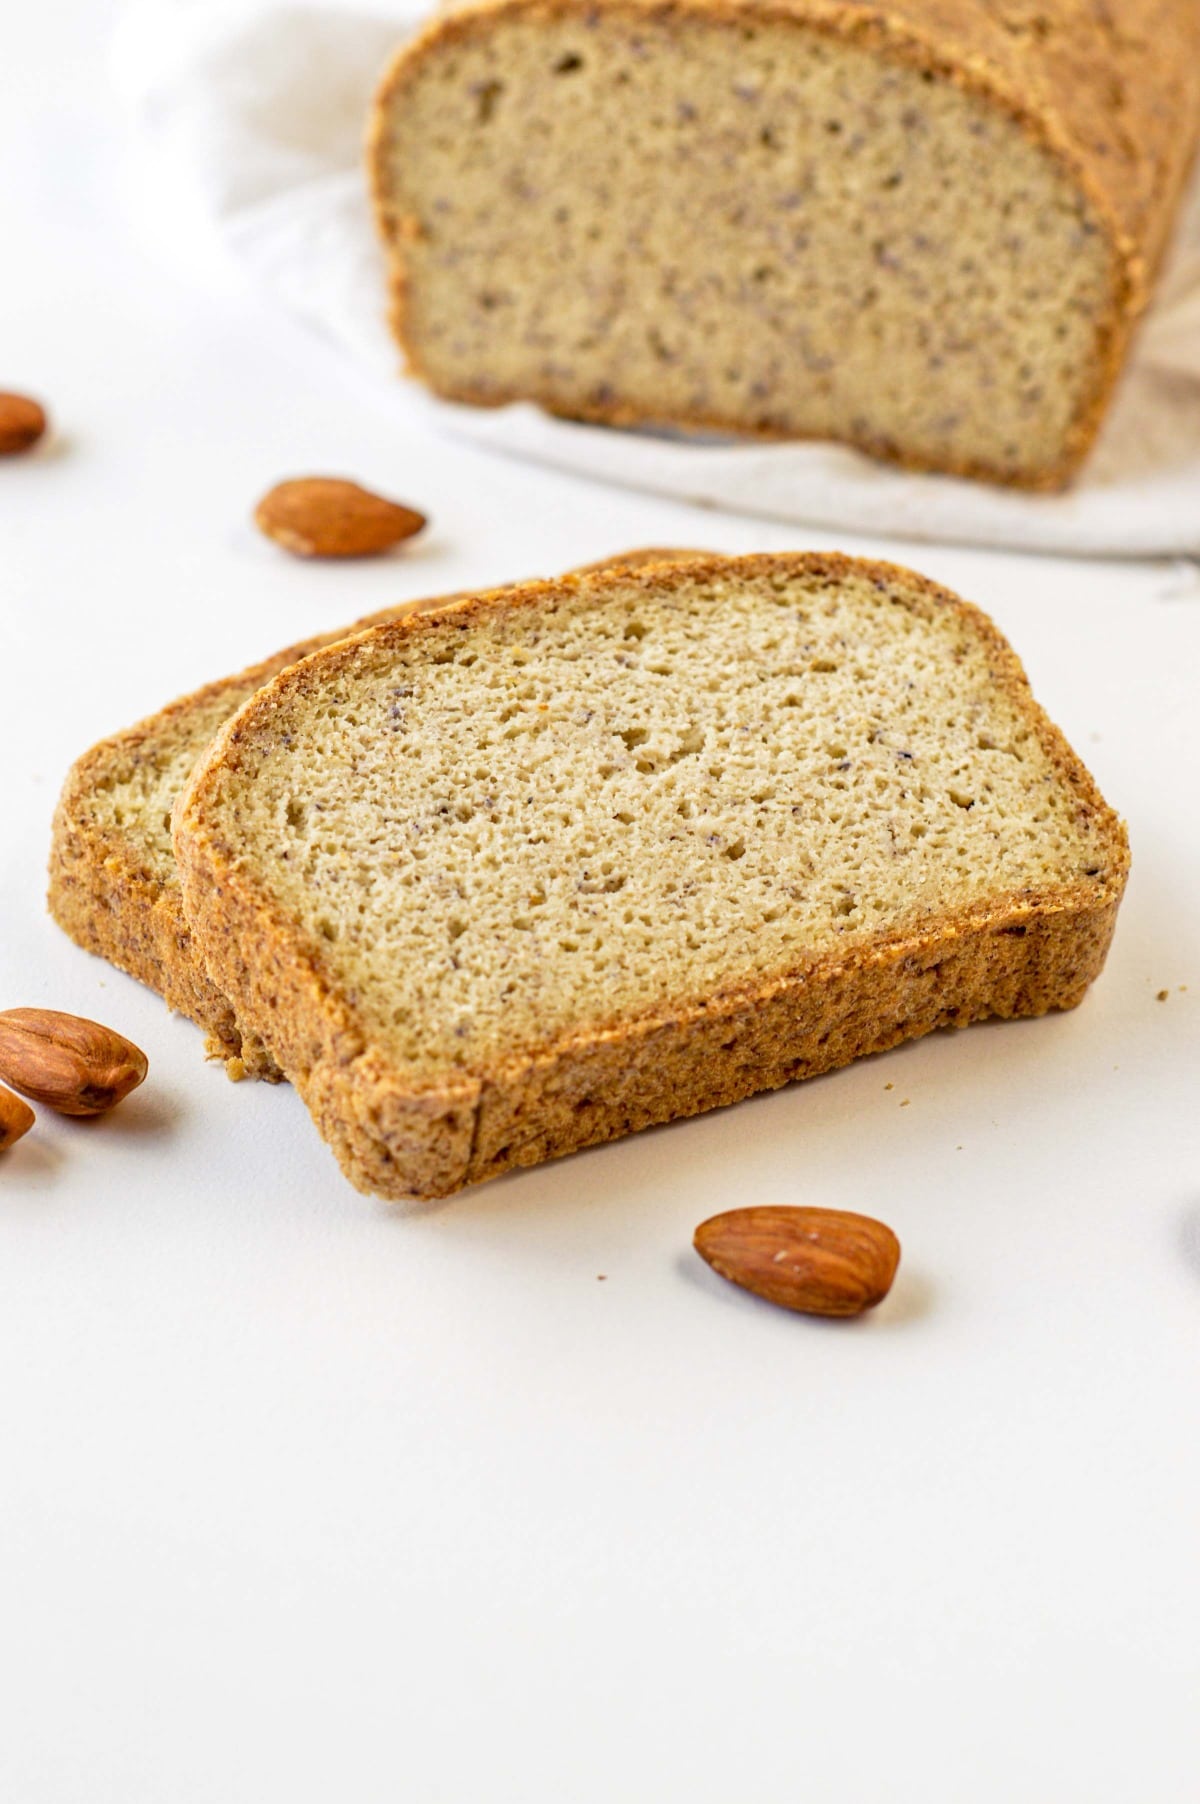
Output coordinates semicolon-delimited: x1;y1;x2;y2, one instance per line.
0;1009;148;1117
0;392;48;455
694;1205;900;1318
0;1084;35;1151
254;478;426;558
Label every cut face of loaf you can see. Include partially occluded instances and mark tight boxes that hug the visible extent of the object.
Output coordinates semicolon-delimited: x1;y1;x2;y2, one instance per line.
48;548;706;1079
174;553;1129;1201
371;0;1200;488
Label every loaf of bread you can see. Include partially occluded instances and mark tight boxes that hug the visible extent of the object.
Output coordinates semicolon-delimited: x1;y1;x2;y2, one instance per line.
370;0;1200;488
47;550;703;1079
173;553;1129;1201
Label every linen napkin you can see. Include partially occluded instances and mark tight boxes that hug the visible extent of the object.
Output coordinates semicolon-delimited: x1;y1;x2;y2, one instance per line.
113;0;1200;555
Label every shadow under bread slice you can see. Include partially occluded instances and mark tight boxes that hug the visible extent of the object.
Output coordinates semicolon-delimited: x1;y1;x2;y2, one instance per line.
48;548;709;1079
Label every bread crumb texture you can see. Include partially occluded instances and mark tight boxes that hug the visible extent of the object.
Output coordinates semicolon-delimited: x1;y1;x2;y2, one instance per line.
175;555;1129;1198
371;0;1200;486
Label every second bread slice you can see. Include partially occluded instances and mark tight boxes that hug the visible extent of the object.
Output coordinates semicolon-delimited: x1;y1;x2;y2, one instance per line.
175;553;1129;1199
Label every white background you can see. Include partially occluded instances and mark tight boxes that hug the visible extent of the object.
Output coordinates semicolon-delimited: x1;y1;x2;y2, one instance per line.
2;4;1199;1799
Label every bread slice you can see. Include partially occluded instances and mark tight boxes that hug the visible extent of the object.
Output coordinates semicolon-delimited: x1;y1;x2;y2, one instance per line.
174;552;1129;1199
370;0;1200;488
48;548;704;1079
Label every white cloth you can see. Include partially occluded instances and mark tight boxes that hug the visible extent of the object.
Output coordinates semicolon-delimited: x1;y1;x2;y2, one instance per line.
113;0;1200;555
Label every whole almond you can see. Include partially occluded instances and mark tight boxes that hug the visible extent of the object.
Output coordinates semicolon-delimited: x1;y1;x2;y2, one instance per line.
694;1205;900;1317
254;478;426;558
0;1084;35;1151
0;392;48;455
0;1010;148;1117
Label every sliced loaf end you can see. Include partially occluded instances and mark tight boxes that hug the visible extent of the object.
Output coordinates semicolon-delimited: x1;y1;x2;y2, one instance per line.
370;1;1144;486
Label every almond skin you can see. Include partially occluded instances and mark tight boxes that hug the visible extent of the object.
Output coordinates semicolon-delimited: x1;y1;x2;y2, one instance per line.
694;1206;900;1317
254;478;426;558
0;392;48;455
0;1084;35;1151
0;1010;148;1117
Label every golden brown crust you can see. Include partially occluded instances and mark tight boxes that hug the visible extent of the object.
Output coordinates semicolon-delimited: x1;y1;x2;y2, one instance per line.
368;0;1200;489
174;552;1131;1199
47;551;711;1079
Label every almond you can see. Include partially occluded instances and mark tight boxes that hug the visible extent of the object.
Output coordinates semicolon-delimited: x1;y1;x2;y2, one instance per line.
0;1084;35;1151
254;478;426;558
693;1205;900;1317
0;1010;148;1117
0;392;48;455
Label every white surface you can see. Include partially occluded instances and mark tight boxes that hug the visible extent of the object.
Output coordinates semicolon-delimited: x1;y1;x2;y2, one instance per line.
2;6;1199;1801
113;0;1200;555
